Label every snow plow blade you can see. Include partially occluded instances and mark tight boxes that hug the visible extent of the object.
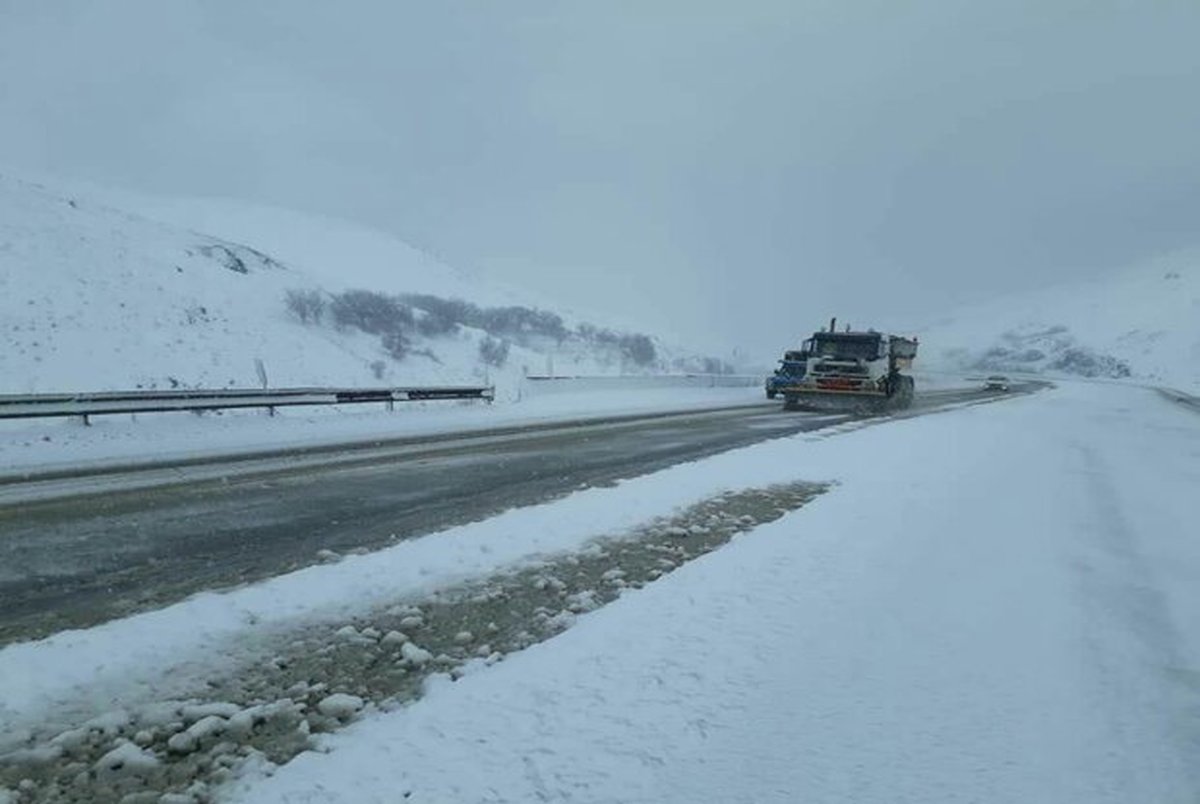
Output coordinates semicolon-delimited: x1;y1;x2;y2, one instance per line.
782;390;888;414
781;381;914;414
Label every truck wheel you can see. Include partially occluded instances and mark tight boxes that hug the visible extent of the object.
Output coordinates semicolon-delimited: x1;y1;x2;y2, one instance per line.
766;389;777;399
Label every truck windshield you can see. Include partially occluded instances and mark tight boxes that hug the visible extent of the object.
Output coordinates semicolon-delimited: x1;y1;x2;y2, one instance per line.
812;336;880;360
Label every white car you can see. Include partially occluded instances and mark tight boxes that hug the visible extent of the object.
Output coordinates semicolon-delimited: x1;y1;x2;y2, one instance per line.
984;375;1010;392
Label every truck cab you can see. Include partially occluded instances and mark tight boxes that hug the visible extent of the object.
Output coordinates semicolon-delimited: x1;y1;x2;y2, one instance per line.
765;345;811;399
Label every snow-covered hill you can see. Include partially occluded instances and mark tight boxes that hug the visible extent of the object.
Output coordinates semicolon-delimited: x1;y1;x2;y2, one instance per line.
0;175;729;397
906;251;1200;392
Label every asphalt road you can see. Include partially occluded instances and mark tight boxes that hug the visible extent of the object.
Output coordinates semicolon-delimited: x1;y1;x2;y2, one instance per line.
0;386;1025;644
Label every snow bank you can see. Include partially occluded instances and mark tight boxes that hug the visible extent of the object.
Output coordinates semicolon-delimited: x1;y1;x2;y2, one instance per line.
226;383;1200;803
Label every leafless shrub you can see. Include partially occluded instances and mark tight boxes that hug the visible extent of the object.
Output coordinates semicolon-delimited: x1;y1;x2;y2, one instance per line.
285;289;326;324
619;334;657;366
479;336;510;367
415;307;460;337
381;330;411;360
330;290;413;334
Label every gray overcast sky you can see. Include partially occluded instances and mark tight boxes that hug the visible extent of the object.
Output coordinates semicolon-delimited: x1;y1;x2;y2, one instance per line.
1;1;1198;357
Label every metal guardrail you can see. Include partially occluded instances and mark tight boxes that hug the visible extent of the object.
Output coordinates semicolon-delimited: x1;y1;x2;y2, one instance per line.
1159;387;1200;413
0;385;495;424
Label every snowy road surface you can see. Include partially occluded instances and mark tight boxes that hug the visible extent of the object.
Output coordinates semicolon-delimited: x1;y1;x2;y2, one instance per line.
222;383;1200;803
0;387;1000;644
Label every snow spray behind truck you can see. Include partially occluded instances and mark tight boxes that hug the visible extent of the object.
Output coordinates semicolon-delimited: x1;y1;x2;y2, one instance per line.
779;318;918;413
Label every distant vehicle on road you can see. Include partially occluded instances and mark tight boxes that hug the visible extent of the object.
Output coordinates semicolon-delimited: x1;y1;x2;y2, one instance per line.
984;375;1010;392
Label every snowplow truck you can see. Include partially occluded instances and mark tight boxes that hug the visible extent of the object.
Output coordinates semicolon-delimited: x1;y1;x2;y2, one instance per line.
780;318;918;413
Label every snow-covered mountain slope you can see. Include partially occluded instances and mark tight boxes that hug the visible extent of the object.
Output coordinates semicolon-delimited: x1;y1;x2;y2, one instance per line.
74;190;527;311
907;251;1200;392
0;175;727;396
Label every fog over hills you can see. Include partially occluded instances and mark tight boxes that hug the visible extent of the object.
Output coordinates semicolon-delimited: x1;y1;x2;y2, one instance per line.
4;170;1196;398
2;2;1197;359
895;251;1200;392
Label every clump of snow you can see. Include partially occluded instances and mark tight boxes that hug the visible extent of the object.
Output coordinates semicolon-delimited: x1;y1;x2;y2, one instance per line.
93;741;160;779
315;694;364;722
564;591;601;613
179;702;240;722
185;715;227;743
533;575;567;593
81;709;131;737
0;745;62;766
399;643;433;668
48;728;88;753
166;732;197;755
398;614;425;630
541;610;577;633
380;630;409;648
225;701;300;739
